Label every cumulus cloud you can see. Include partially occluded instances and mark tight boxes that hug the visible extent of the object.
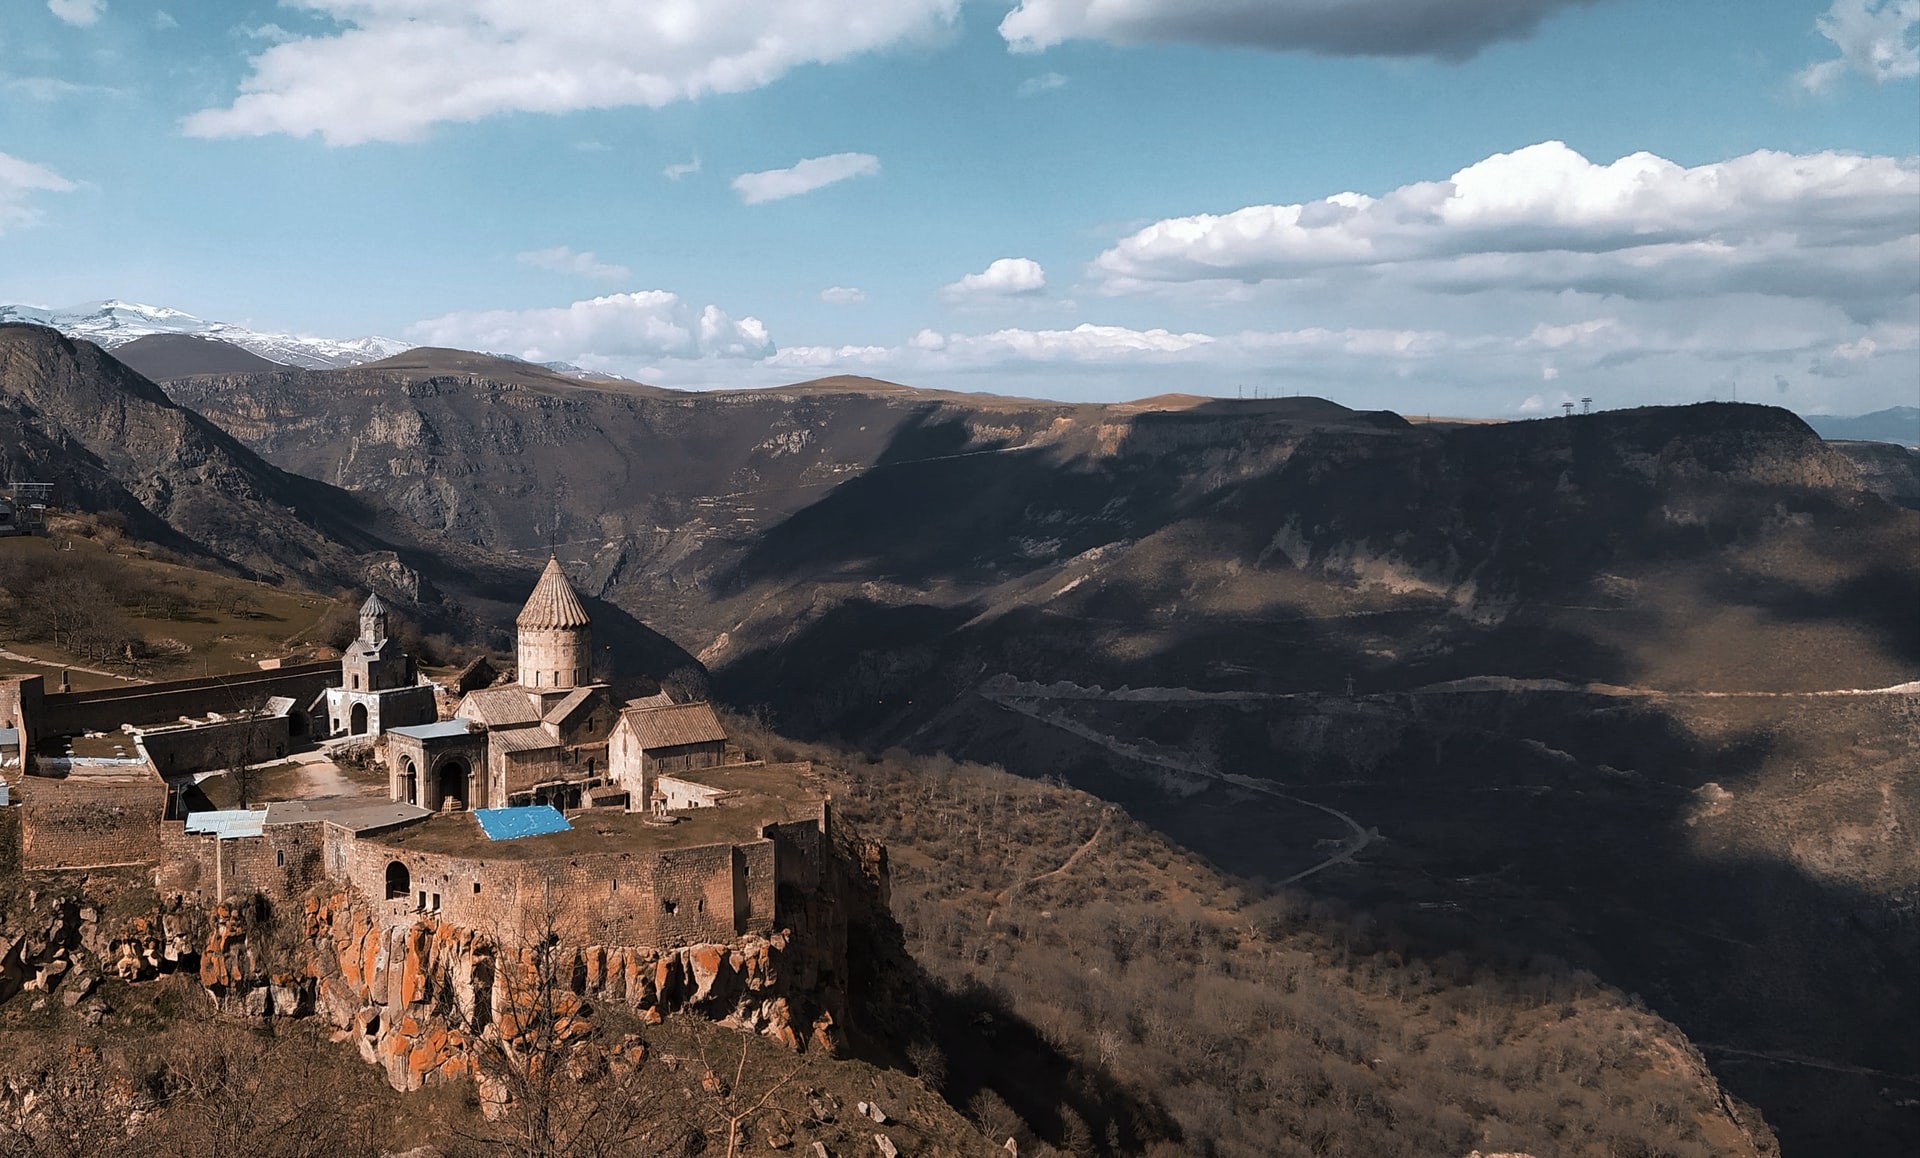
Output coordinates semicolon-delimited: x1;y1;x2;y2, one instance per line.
0;152;77;234
409;292;773;367
1000;0;1601;60
47;0;104;27
663;156;701;180
733;153;880;204
1091;141;1920;314
516;246;630;282
820;286;867;305
1017;71;1068;96
182;2;957;145
944;257;1049;300
1799;0;1920;91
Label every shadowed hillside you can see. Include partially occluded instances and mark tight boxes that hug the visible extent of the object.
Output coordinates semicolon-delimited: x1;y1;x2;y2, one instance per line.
147;358;1920;1151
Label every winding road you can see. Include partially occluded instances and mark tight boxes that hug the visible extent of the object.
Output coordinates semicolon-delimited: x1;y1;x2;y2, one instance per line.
982;687;1377;887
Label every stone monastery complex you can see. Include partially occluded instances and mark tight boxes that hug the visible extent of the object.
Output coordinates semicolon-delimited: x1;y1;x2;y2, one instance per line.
0;558;854;968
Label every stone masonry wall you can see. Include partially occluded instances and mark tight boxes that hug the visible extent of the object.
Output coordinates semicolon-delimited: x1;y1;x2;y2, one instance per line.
333;827;791;947
139;715;293;777
40;662;339;736
19;773;168;869
0;676;45;749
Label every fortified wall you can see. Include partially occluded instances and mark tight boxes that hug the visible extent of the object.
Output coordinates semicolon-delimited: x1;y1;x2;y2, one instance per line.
34;661;338;737
18;769;169;870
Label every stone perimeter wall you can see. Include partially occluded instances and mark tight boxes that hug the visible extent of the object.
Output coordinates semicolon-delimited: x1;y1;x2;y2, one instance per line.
37;662;340;736
148;803;828;953
19;774;169;869
332;824;797;947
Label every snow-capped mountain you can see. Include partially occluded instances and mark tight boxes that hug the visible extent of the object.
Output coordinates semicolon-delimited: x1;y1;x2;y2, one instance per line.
0;299;409;370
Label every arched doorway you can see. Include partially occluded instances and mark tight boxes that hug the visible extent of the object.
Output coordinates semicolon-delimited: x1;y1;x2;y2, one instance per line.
385;861;409;900
438;758;469;811
400;756;417;806
350;703;369;736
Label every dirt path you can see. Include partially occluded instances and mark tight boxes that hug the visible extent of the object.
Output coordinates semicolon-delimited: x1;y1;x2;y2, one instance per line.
0;645;147;684
985;807;1113;927
1701;1044;1920;1085
983;689;1377;886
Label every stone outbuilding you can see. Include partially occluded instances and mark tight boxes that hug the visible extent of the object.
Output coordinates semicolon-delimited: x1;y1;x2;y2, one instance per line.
608;700;728;811
386;719;487;812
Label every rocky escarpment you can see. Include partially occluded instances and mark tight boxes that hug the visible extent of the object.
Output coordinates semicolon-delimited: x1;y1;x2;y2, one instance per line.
0;324;427;595
251;892;841;1098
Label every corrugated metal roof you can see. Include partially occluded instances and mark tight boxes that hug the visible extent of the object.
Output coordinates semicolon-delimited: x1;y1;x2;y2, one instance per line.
620;702;727;750
185;809;268;840
474;805;572;841
516;556;592;630
459;688;543;727
490;728;561;755
388;718;481;741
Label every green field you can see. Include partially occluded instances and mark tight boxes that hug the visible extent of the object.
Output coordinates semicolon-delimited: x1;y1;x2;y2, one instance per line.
0;521;349;689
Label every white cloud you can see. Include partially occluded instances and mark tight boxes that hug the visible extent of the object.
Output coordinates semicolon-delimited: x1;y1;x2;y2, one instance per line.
410;292;773;366
944;257;1048;300
47;0;104;27
574;140;612;153
820;286;867;305
153;10;176;30
1091;141;1920;315
1017;71;1068;96
515;246;630;282
1799;0;1920;91
0;152;77;234
663;156;701;181
2;75;119;100
732;153;880;204
182;2;958;145
1000;0;1600;60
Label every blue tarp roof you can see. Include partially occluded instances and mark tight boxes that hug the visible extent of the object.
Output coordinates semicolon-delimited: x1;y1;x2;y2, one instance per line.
388;718;479;741
474;805;572;841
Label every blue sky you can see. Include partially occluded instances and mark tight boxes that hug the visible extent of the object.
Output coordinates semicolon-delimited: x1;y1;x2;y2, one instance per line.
2;0;1916;414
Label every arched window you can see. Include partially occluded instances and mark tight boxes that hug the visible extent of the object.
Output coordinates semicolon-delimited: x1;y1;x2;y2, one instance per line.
385;861;409;900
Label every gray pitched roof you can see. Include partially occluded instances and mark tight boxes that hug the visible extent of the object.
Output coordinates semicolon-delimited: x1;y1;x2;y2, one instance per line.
619;701;727;750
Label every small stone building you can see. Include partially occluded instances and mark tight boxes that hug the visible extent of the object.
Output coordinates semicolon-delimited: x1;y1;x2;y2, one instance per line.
386;719;487;811
608;700;728;811
319;595;436;739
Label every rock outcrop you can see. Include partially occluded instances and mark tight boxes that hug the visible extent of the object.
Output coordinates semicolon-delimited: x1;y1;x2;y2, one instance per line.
182;890;843;1102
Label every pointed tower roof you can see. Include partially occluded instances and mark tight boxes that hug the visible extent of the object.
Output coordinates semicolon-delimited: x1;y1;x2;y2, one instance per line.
359;592;390;618
516;555;591;630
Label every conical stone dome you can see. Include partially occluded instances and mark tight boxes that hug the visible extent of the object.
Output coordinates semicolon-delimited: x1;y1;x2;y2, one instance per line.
516;555;592;630
516;556;593;690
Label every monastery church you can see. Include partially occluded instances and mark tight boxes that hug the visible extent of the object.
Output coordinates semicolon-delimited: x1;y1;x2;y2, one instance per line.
372;556;729;818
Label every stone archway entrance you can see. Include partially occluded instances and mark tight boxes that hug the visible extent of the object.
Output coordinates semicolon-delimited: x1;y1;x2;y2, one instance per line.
437;757;469;811
400;756;417;806
385;861;409;900
350;703;369;736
